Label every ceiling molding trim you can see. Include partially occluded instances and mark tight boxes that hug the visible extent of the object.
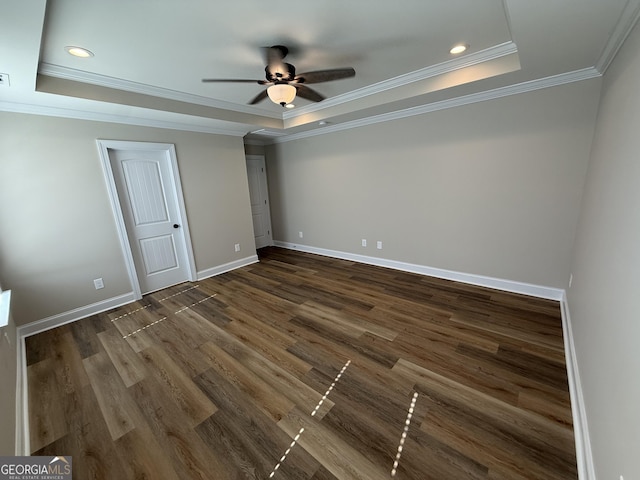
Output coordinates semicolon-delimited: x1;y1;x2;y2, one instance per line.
243;138;267;146
284;41;519;120
270;67;601;144
0;100;248;136
248;128;289;137
37;63;282;119
595;0;640;74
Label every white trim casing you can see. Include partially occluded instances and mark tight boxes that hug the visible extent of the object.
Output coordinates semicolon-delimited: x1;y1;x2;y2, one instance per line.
96;140;198;298
15;334;28;456
0;290;11;328
274;241;563;300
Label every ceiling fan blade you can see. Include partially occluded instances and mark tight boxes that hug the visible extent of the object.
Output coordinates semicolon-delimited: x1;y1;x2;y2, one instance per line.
248;90;269;105
294;67;355;84
294;84;325;103
202;78;266;84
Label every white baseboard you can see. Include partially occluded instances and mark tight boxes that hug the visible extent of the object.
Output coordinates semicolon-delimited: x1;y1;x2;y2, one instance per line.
17;292;137;339
560;293;595;480
274;241;564;300
197;255;259;280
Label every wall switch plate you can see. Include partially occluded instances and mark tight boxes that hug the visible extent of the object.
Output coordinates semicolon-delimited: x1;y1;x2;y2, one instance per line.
299;231;304;238
0;73;9;87
94;278;104;289
377;241;383;249
234;243;241;252
362;239;367;247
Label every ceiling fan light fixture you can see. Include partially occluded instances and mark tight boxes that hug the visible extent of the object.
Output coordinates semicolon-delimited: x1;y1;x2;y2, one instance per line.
267;84;296;107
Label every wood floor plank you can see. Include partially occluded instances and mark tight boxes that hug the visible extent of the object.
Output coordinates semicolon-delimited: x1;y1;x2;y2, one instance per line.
27;358;69;452
32;384;132;480
82;351;137;441
195;367;322;479
199;340;296;422
97;327;148;387
225;318;314;378
139;344;218;428
114;426;182;480
129;376;232;480
278;407;390;480
392;358;576;480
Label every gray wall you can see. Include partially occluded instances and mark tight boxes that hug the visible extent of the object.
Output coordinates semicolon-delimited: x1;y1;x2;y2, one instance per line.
0;113;255;326
266;79;601;289
567;18;640;480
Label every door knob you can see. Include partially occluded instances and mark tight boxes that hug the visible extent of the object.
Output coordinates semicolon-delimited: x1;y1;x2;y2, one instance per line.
173;224;180;229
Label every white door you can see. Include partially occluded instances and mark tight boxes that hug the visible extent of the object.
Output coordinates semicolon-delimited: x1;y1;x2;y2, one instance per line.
101;142;195;295
246;155;273;249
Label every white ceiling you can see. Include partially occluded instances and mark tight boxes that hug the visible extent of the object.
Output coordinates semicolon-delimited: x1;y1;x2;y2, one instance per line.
1;0;639;142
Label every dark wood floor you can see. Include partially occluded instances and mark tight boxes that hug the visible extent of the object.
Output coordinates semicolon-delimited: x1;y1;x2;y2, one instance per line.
26;247;577;479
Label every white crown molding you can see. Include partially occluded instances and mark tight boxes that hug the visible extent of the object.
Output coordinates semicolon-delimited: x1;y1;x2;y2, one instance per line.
38;63;281;120
4;66;601;142
0;100;248;136
271;67;602;144
274;241;564;301
595;0;640;74
284;42;519;120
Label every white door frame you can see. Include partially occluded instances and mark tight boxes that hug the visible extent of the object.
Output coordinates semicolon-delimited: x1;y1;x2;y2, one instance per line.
96;140;197;299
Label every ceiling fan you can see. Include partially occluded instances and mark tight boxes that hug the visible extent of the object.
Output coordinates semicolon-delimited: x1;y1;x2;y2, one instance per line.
202;45;356;107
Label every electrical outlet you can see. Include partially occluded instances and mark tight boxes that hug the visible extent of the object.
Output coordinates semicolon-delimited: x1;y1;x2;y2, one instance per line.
234;243;241;252
361;239;367;247
93;278;104;290
0;73;9;87
299;231;304;238
377;241;383;249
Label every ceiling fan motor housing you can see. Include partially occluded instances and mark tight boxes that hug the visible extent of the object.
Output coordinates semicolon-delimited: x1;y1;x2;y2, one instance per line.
266;63;296;83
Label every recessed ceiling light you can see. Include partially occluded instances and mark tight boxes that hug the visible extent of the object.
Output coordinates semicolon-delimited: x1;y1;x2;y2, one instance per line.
285;103;295;109
65;46;94;58
450;44;468;55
